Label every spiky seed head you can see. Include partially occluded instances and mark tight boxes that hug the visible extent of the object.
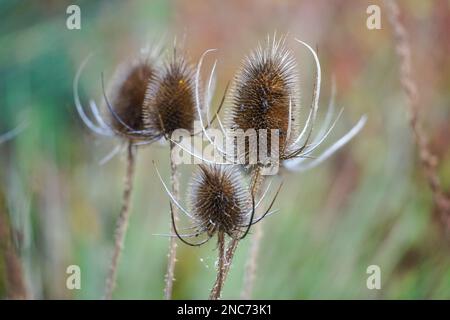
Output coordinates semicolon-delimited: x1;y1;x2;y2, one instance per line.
104;57;156;139
143;52;197;139
189;164;250;238
226;36;299;162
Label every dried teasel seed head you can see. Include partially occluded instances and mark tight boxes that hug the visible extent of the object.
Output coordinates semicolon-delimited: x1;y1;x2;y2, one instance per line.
103;55;157;139
226;36;299;158
189;164;250;238
143;50;197;139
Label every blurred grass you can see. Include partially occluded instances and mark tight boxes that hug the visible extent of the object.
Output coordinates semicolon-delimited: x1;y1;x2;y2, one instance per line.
0;0;449;299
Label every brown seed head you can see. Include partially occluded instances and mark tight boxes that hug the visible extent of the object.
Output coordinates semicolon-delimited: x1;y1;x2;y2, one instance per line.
189;164;250;238
226;37;299;162
104;56;157;139
143;51;197;139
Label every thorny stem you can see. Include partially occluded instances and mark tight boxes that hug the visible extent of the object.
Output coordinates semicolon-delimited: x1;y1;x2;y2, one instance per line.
104;141;136;300
210;236;239;299
209;231;226;300
384;0;450;228
164;141;180;299
241;168;265;299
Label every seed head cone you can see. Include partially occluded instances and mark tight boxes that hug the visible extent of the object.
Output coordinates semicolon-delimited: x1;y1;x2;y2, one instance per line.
189;165;250;237
143;52;197;139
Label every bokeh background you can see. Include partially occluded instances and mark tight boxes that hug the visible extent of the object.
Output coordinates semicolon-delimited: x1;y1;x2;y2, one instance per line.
1;0;450;299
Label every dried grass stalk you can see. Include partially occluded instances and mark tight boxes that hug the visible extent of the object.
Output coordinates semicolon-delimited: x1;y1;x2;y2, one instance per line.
384;0;450;228
0;190;28;299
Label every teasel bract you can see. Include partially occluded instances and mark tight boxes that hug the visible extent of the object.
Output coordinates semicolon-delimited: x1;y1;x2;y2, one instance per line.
154;162;281;299
280;39;367;172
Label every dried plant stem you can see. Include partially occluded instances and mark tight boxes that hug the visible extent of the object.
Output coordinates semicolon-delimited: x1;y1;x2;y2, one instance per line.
104;141;136;300
209;231;226;300
384;0;450;227
164;142;180;299
241;221;263;299
210;237;239;299
241;169;265;299
0;191;28;299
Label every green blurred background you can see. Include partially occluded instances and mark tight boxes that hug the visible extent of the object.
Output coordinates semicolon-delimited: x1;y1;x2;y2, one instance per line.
1;0;450;299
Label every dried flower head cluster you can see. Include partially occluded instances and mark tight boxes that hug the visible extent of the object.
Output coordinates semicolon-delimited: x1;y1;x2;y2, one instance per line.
73;35;366;300
73;43;203;300
74;44;199;150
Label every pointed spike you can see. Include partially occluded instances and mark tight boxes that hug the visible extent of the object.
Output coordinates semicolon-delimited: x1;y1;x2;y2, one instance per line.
73;53;111;136
289;115;367;172
153;160;196;219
